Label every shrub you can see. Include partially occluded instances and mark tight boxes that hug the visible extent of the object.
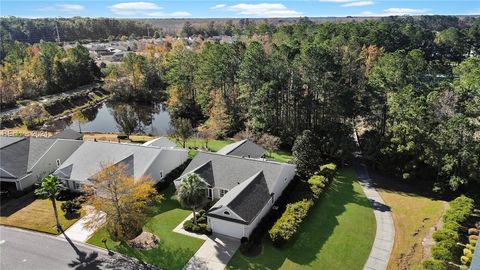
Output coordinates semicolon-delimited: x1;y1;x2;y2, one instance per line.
460;256;470;265
61;200;81;216
117;134;128;140
433;229;459;243
269;199;312;246
470;239;477;246
469;235;479;241
432;245;453;261
463;248;473;258
466;244;475;251
183;220;194;231
443;195;474;224
308;174;328;198
442;221;460;231
422;259;448;270
319;163;337;180
437;239;456;250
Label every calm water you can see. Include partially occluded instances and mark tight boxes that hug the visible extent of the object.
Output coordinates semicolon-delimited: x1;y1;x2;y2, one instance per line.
49;101;172;136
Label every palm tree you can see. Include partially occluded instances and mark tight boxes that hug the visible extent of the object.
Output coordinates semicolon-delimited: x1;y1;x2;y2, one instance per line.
177;173;207;225
35;175;65;231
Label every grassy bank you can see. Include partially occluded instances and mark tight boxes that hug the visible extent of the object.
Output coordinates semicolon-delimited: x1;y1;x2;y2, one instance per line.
227;169;376;270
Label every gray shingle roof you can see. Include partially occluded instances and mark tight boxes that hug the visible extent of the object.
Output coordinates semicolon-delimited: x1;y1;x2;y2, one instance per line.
0;137;57;179
51;129;83;140
143;137;177;148
217;139;266;158
53;141;166;182
179;151;293;191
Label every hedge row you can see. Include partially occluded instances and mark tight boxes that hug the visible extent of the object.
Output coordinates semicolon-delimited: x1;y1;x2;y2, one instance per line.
268;199;313;246
424;195;475;270
268;163;337;246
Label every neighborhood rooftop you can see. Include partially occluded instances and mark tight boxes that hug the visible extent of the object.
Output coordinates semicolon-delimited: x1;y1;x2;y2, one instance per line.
179;151;294;191
50;129;83;140
143;137;177;148
1;137;58;180
53;140;185;182
216;139;266;158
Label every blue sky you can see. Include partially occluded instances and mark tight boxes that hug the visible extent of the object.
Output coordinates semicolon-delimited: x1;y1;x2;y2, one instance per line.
1;0;478;18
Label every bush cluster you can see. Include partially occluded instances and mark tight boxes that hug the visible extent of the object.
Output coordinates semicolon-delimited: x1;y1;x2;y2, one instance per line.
61;198;82;217
424;195;475;270
183;210;212;235
268;199;313;246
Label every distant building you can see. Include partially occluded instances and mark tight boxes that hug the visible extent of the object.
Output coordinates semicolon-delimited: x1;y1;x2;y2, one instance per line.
51;129;83;140
217;139;266;159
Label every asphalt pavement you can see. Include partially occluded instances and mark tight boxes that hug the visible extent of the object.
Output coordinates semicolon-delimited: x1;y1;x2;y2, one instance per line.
0;226;158;270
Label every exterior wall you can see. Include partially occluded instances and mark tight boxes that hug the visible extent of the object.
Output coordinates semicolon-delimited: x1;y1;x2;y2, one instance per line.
207;217;246;238
144;149;188;184
17;140;83;191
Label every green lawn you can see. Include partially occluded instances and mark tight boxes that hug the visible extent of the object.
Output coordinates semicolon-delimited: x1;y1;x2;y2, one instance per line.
227;169;376;270
0;195;83;235
87;186;204;270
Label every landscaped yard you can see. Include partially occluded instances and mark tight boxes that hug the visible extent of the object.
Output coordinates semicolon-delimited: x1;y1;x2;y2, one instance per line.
87;185;204;270
0;194;83;234
227;169;376;270
372;173;446;270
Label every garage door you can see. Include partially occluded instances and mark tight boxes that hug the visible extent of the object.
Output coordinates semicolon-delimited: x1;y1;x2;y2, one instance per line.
209;218;245;238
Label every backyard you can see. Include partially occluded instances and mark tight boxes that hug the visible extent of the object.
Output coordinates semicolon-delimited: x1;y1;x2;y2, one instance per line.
0;193;83;234
227;169;376;270
87;185;204;270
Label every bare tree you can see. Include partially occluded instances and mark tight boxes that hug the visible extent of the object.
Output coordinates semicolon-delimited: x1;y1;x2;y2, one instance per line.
258;133;281;157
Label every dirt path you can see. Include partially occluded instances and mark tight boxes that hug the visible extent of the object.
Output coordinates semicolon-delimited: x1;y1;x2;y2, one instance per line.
422;201;449;259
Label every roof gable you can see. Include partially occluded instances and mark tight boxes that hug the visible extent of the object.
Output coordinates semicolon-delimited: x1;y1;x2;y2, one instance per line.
217;139;266;158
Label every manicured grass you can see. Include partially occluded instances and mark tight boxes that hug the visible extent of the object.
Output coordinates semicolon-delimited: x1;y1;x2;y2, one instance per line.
87;185;204;270
373;176;446;270
227;169;376;270
265;149;293;163
0;196;83;235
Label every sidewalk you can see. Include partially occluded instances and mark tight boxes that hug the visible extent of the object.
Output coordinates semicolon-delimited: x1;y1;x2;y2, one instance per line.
59;209;106;243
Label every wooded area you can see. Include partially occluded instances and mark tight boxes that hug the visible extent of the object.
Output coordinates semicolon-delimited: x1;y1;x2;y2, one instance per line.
1;16;479;194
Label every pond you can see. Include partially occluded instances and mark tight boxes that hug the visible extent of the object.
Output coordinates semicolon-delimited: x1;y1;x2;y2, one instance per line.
48;100;172;136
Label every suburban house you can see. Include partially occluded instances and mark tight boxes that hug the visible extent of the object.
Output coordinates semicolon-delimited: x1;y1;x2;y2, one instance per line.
53;141;188;191
217;139;266;159
0;137;83;194
143;137;177;148
175;152;296;239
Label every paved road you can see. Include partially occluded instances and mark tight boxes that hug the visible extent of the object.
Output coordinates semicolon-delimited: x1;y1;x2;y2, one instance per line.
0;226;158;270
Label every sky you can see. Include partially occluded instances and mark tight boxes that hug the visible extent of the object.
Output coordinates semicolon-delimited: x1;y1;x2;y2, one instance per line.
1;0;479;18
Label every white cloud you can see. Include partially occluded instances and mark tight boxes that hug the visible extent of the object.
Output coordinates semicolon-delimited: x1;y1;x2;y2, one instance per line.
38;4;84;12
319;0;354;2
109;2;162;16
147;11;191;17
384;8;431;15
360;8;432;16
210;4;227;10
215;3;302;17
342;1;374;7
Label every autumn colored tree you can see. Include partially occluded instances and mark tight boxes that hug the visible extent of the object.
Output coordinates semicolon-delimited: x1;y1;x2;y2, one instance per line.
205;90;231;139
84;162;161;241
18;102;48;129
258;133;281;157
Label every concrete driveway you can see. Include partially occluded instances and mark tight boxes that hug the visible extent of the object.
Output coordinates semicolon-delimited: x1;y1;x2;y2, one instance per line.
59;208;106;243
183;234;240;270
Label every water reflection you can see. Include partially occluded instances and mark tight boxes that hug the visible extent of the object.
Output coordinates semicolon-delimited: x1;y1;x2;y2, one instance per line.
50;101;171;136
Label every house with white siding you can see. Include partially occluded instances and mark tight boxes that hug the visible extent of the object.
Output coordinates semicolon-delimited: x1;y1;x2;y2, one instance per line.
175;151;296;239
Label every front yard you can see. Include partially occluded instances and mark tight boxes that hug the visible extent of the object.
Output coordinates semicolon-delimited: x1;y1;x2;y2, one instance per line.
227;169;376;270
87;185;204;270
0;193;83;234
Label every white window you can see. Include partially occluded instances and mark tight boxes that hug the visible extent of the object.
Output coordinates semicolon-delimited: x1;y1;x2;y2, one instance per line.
73;182;81;190
56;159;61;167
223;211;230;216
219;189;228;197
159;170;164;178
